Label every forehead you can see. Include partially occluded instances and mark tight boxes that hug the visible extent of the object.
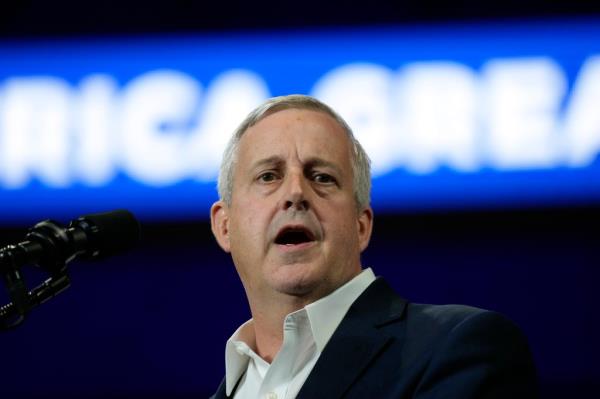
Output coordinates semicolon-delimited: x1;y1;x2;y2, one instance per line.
237;108;352;167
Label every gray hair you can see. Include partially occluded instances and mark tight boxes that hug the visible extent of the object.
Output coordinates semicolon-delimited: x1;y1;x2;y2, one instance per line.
217;94;371;210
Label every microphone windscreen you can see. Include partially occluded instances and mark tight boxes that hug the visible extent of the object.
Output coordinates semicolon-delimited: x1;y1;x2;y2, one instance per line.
76;210;141;257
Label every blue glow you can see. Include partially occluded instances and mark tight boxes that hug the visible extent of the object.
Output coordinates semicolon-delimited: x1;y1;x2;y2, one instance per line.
1;19;600;224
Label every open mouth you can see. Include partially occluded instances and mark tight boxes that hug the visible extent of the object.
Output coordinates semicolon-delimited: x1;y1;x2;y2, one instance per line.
274;227;316;246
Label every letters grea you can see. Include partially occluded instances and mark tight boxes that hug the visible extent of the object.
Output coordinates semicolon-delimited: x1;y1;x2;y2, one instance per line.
0;56;599;189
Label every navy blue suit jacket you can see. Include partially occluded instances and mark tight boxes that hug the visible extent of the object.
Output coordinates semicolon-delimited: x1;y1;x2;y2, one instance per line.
211;278;538;398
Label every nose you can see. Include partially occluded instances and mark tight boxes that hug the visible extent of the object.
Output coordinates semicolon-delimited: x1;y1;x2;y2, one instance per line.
283;171;310;211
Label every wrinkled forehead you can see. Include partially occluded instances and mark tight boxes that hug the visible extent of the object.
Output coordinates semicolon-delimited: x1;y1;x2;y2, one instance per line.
237;108;353;169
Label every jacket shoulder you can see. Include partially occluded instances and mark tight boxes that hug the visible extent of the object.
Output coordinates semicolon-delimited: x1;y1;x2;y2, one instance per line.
398;303;537;397
409;303;490;331
406;302;525;340
402;302;528;359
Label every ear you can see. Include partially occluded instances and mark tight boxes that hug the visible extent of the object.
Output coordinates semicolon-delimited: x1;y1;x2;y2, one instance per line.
210;200;231;253
357;206;374;253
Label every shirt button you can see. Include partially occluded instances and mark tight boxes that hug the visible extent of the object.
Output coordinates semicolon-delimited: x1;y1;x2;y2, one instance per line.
266;392;277;399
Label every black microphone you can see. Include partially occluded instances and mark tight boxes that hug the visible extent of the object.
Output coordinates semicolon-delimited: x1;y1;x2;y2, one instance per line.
19;209;141;271
0;210;141;329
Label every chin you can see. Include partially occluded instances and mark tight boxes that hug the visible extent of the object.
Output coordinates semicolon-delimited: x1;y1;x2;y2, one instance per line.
269;264;325;297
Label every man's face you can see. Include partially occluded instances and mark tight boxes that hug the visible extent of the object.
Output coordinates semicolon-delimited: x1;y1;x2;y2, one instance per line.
211;108;373;303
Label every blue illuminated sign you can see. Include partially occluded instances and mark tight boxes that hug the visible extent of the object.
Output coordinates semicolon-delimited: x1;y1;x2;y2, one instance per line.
1;19;600;223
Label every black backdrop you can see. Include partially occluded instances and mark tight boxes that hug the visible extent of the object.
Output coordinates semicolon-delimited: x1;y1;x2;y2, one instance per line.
1;1;600;397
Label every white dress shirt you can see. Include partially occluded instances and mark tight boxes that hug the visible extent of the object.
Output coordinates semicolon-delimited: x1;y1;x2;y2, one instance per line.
224;268;376;399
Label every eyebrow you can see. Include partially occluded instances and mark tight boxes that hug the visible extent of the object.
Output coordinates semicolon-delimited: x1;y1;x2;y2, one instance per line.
249;156;343;176
249;156;285;171
303;157;343;176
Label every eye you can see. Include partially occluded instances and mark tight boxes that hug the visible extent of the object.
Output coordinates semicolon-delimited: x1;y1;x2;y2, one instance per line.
312;173;337;185
257;171;279;183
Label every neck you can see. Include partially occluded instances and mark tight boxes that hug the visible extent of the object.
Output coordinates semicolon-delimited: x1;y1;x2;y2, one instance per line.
243;267;363;362
246;292;315;363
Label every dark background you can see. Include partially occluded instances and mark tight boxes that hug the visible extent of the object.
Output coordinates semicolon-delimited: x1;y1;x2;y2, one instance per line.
2;0;600;38
1;1;600;398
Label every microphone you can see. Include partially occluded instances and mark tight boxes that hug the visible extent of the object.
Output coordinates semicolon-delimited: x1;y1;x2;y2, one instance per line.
19;209;141;271
0;210;141;329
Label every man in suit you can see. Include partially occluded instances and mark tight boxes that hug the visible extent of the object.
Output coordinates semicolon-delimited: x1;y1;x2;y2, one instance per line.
210;94;537;398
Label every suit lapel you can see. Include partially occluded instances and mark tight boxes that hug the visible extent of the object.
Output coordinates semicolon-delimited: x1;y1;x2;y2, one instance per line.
297;278;407;399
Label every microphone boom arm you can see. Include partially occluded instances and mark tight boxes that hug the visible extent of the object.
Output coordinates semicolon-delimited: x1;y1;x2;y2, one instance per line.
0;210;140;330
0;234;72;330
